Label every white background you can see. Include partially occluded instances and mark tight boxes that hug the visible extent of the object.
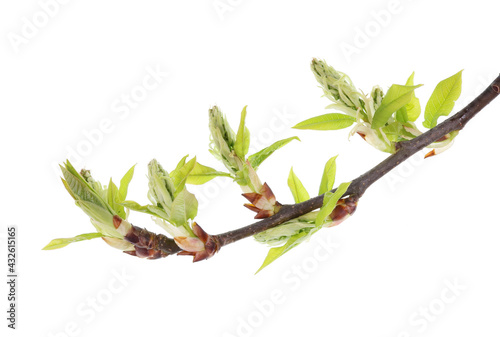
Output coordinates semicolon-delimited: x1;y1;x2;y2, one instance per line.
1;0;499;336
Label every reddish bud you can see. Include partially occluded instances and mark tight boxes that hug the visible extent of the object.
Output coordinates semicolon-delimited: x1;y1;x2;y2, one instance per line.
327;196;358;227
175;223;221;263
241;183;280;219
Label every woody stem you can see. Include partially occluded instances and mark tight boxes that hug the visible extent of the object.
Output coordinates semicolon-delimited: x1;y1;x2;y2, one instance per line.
214;74;500;247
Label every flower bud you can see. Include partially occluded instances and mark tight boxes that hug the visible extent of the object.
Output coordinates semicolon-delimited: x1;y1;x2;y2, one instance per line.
174;223;221;262
311;58;363;112
208;106;240;175
326;196;358;227
147;159;175;213
242;183;281;219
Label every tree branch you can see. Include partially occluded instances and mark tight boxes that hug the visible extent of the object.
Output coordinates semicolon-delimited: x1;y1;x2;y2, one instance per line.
128;75;500;258
215;74;500;247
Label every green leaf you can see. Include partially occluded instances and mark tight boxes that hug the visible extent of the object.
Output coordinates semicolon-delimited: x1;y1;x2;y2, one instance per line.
43;233;104;250
146;205;170;220
107;179;126;219
234;105;251;158
382;122;404;142
60;163;111;213
75;200;115;233
170;189;198;227
292;113;356;131
174;155;189;172
402;72;421;122
170;156;197;195
186;162;232;185
254;181;350;272
148;159;175;211
248;136;300;170
423;70;463;129
315;182;351;227
287;168;310;203
371;84;422;129
120;200;165;218
318;156;337;195
121;200;153;213
118;165;135;201
255;230;310;273
395;106;408;123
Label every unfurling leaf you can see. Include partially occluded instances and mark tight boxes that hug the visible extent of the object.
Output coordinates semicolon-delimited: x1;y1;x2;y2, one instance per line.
395;106;409;123
208;106;239;174
287;168;310;203
120;200;169;219
60;162;111;213
318;156;337;195
382;122;404;142
255;230;310;274
118;165;135;201
248;136;300;170
170;189;198;227
148;159;175;211
107;179;126;219
402;72;421;122
315;182;351;227
43;233;104;250
254;214;317;246
292;113;356;131
256;181;351;273
170;156;197;195
234;106;251;159
371;84;422;129
186;162;232;185
423;70;463;129
311;59;364;112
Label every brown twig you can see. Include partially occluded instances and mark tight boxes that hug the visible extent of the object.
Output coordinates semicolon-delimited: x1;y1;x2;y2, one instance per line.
126;75;500;259
214;74;500;247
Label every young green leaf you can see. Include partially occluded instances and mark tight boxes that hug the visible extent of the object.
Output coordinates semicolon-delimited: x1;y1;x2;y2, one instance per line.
107;179;126;219
402;72;421;122
315;182;351;227
395;106;409;123
371;84;422;129
75;200;115;232
382;122;404;142
146;205;170;221
120;200;169;219
118;165;135;201
62;160;97;193
248;136;300;170
170;156;197;195
318;156;337;195
169;189;198;227
255;230;310;273
287;168;310;203
292;113;356;131
173;155;189;173
234;105;251;159
423;70;463;129
42;233;104;250
186;162;232;185
60;163;111;212
148;159;175;212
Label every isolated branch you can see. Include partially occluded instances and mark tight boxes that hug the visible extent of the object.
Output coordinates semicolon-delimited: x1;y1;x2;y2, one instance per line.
215;74;500;247
46;74;500;261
